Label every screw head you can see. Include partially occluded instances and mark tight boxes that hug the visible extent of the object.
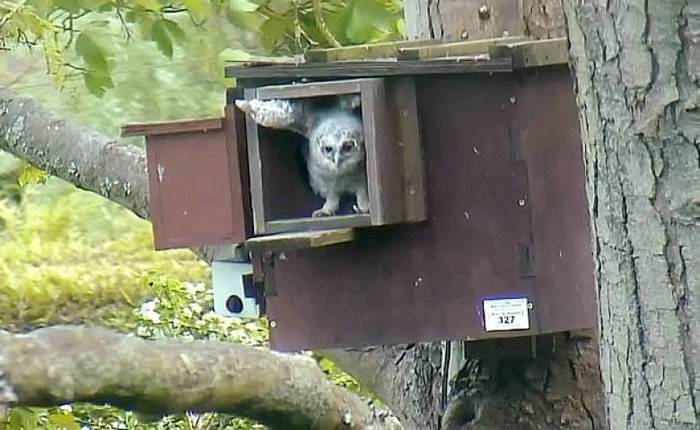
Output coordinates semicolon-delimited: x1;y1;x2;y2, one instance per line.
478;4;490;19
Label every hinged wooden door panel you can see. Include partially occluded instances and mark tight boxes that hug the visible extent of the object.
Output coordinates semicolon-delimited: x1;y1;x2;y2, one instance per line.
122;105;251;250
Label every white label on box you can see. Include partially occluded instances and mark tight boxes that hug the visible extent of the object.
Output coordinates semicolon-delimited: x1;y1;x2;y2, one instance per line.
483;297;530;331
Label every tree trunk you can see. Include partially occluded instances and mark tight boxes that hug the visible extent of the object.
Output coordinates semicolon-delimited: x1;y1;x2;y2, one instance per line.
396;1;607;429
562;1;699;428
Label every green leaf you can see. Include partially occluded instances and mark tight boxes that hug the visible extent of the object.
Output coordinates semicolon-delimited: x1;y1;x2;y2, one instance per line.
7;408;38;430
135;0;162;11
228;9;265;30
162;19;186;43
346;0;394;43
17;11;52;36
83;68;114;96
53;0;83;13
151;19;173;58
48;412;81;430
259;16;292;50
75;32;108;71
183;0;211;20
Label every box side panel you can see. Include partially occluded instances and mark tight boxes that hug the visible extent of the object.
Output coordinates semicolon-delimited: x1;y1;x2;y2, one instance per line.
515;66;597;333
225;104;253;242
266;74;537;351
147;129;243;249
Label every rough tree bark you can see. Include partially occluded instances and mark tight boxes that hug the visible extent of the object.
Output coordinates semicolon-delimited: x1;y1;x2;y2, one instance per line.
0;326;377;430
562;1;699;428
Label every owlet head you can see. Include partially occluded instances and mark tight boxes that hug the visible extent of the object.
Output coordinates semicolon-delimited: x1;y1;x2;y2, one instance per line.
311;111;365;173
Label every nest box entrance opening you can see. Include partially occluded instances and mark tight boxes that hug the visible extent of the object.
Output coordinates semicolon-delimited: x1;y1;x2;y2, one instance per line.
255;97;369;229
241;77;427;235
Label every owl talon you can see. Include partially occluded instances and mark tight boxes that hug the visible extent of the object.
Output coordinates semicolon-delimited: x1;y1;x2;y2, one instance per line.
312;208;335;217
352;204;369;214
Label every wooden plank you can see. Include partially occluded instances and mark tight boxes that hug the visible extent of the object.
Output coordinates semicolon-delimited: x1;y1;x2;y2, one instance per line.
225;57;513;79
397;36;528;60
243;87;268;235
121;118;222;137
264;214;371;234
387;77;427;223
361;78;405;225
489;37;569;68
245;228;355;252
305;39;433;62
255;79;365;100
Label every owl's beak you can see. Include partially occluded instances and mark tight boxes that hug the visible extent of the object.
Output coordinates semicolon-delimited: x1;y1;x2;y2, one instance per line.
334;154;341;166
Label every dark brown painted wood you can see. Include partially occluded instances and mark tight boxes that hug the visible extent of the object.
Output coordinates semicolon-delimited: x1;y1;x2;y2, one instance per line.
121;118;223;137
264;67;596;351
140;109;251;250
387;77;427;222
256;79;363;100
225;57;513;79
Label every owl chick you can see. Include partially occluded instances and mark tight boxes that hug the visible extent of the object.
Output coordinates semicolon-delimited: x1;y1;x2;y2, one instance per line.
236;96;369;218
306;109;368;217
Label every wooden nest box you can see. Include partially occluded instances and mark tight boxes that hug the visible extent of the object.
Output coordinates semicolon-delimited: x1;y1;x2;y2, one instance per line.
122;36;597;353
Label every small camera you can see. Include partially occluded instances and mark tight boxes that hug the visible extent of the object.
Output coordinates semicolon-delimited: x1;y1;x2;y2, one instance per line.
212;261;264;318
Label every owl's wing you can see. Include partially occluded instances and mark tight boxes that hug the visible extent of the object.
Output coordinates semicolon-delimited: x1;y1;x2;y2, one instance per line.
235;98;309;137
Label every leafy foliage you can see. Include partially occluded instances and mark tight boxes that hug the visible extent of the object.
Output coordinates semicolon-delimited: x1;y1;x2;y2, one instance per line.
1;0;404;96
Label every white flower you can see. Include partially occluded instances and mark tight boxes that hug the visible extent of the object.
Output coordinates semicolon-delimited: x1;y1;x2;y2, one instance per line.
59;404;73;412
184;282;206;295
188;303;203;315
138;299;159;315
141;309;161;323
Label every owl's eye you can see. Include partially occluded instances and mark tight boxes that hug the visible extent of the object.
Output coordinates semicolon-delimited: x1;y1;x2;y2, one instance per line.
341;139;356;153
323;146;334;154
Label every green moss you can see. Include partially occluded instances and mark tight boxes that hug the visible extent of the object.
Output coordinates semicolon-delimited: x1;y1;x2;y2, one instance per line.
0;180;208;331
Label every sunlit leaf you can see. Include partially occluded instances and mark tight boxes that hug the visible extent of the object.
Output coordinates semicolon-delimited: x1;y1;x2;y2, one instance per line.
7;408;38;430
17;165;48;189
183;0;211;20
48;412;81;430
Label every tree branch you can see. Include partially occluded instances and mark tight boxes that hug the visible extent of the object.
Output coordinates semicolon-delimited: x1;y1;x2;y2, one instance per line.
0;326;379;430
0;89;150;219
